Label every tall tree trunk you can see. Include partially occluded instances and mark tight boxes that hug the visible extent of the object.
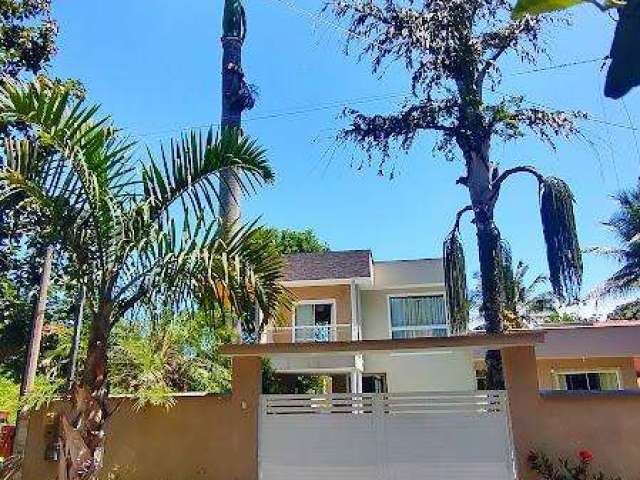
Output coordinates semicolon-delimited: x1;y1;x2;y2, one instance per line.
12;245;54;479
220;36;244;226
66;286;86;389
475;213;505;389
462;140;506;390
58;304;111;480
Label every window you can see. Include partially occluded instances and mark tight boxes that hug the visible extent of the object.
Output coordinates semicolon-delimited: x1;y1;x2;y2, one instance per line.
553;371;620;391
362;374;387;393
389;295;447;339
293;301;334;342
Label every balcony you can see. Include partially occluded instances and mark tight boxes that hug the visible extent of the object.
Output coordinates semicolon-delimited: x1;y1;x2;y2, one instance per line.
263;324;353;343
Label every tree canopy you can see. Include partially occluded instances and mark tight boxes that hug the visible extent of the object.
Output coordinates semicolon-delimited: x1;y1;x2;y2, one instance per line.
326;0;584;388
255;227;329;255
0;78;289;479
0;0;58;78
594;179;640;298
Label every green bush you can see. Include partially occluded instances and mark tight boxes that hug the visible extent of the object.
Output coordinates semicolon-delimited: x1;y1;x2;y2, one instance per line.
528;449;622;480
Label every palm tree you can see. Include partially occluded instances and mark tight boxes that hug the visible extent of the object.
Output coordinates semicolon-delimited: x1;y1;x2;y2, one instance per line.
220;0;255;224
472;245;558;329
326;0;584;389
0;79;287;480
595;181;640;297
503;262;556;327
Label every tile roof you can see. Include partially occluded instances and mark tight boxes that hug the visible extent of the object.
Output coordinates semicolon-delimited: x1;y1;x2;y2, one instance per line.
283;250;372;282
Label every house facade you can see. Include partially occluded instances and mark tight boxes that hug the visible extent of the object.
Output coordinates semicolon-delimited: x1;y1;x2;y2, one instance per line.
262;250;476;393
263;249;640;395
20;251;640;480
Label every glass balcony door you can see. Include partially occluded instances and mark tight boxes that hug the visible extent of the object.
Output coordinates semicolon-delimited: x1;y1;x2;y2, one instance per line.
294;302;334;342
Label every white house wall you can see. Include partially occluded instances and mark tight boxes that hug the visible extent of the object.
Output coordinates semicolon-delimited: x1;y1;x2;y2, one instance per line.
363;350;476;392
360;287;476;392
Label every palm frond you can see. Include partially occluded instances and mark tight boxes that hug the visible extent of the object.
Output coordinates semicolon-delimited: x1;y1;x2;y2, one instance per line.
443;229;469;334
142;128;274;223
540;176;583;302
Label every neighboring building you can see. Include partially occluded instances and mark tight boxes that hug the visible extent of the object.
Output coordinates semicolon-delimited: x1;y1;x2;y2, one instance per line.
476;321;640;391
262;250;476;393
261;249;640;395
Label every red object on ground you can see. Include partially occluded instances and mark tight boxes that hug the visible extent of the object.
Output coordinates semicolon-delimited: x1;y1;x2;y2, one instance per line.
0;425;16;458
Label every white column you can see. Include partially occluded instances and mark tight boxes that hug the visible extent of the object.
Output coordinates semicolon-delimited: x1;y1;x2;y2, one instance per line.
350;280;360;341
350;368;363;393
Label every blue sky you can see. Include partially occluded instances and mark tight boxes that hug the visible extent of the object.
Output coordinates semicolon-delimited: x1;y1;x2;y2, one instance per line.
50;1;639;309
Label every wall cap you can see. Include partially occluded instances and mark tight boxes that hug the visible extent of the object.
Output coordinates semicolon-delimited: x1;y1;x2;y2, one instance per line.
222;331;544;356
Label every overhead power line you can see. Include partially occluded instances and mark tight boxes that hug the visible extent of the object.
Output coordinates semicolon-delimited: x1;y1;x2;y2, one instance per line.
132;0;633;138
511;57;607;76
135;92;411;138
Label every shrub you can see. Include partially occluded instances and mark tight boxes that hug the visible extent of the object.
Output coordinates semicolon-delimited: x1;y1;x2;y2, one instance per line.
528;449;622;480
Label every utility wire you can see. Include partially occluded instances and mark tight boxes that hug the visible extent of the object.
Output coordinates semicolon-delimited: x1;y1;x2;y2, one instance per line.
133;0;633;139
135;79;639;139
135;92;411;138
512;57;607;75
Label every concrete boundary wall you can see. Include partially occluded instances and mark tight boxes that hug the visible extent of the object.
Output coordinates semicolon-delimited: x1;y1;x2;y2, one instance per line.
21;357;262;480
503;346;640;479
22;347;640;480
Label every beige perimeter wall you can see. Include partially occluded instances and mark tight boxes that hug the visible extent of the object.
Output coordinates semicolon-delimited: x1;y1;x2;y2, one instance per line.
23;350;640;480
22;357;262;480
504;346;640;479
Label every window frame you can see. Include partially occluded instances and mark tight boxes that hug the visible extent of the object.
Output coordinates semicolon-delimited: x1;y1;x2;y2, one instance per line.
291;299;337;343
386;292;449;340
552;368;622;391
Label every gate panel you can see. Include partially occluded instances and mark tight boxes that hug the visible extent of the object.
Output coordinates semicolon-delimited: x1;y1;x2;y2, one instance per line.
259;391;514;480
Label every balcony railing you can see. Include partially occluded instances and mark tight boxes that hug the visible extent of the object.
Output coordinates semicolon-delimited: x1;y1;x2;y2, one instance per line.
390;325;449;339
263;324;353;343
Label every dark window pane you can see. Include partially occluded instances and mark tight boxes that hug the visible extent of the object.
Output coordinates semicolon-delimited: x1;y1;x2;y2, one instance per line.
587;373;602;390
362;374;387;393
314;304;332;325
565;373;589;390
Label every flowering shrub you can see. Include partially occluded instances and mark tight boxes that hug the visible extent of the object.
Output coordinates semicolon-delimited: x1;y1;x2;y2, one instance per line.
528;450;622;480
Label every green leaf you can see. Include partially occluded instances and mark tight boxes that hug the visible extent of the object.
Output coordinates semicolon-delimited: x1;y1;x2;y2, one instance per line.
512;0;583;18
604;0;640;99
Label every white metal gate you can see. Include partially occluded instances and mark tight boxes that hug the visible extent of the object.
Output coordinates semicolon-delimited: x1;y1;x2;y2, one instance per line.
259;391;515;480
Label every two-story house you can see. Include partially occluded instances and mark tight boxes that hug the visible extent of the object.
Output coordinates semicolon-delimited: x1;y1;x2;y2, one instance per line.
262;249;476;393
261;249;640;396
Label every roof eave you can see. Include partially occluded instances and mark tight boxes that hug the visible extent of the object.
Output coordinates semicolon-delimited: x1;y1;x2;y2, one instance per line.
221;331;544;357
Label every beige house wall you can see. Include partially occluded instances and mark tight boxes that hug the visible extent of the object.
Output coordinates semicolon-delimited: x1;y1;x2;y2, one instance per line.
270;285;353;343
21;357;262;480
474;356;639;391
503;346;640;479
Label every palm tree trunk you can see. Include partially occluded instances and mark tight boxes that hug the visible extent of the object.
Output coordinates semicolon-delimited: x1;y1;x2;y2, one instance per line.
461;139;506;390
58;304;111;480
66;286;85;389
220;36;244;226
475;215;505;389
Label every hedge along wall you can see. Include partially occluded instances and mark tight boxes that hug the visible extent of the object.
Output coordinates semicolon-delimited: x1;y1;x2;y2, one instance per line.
21;357;262;480
503;346;640;480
